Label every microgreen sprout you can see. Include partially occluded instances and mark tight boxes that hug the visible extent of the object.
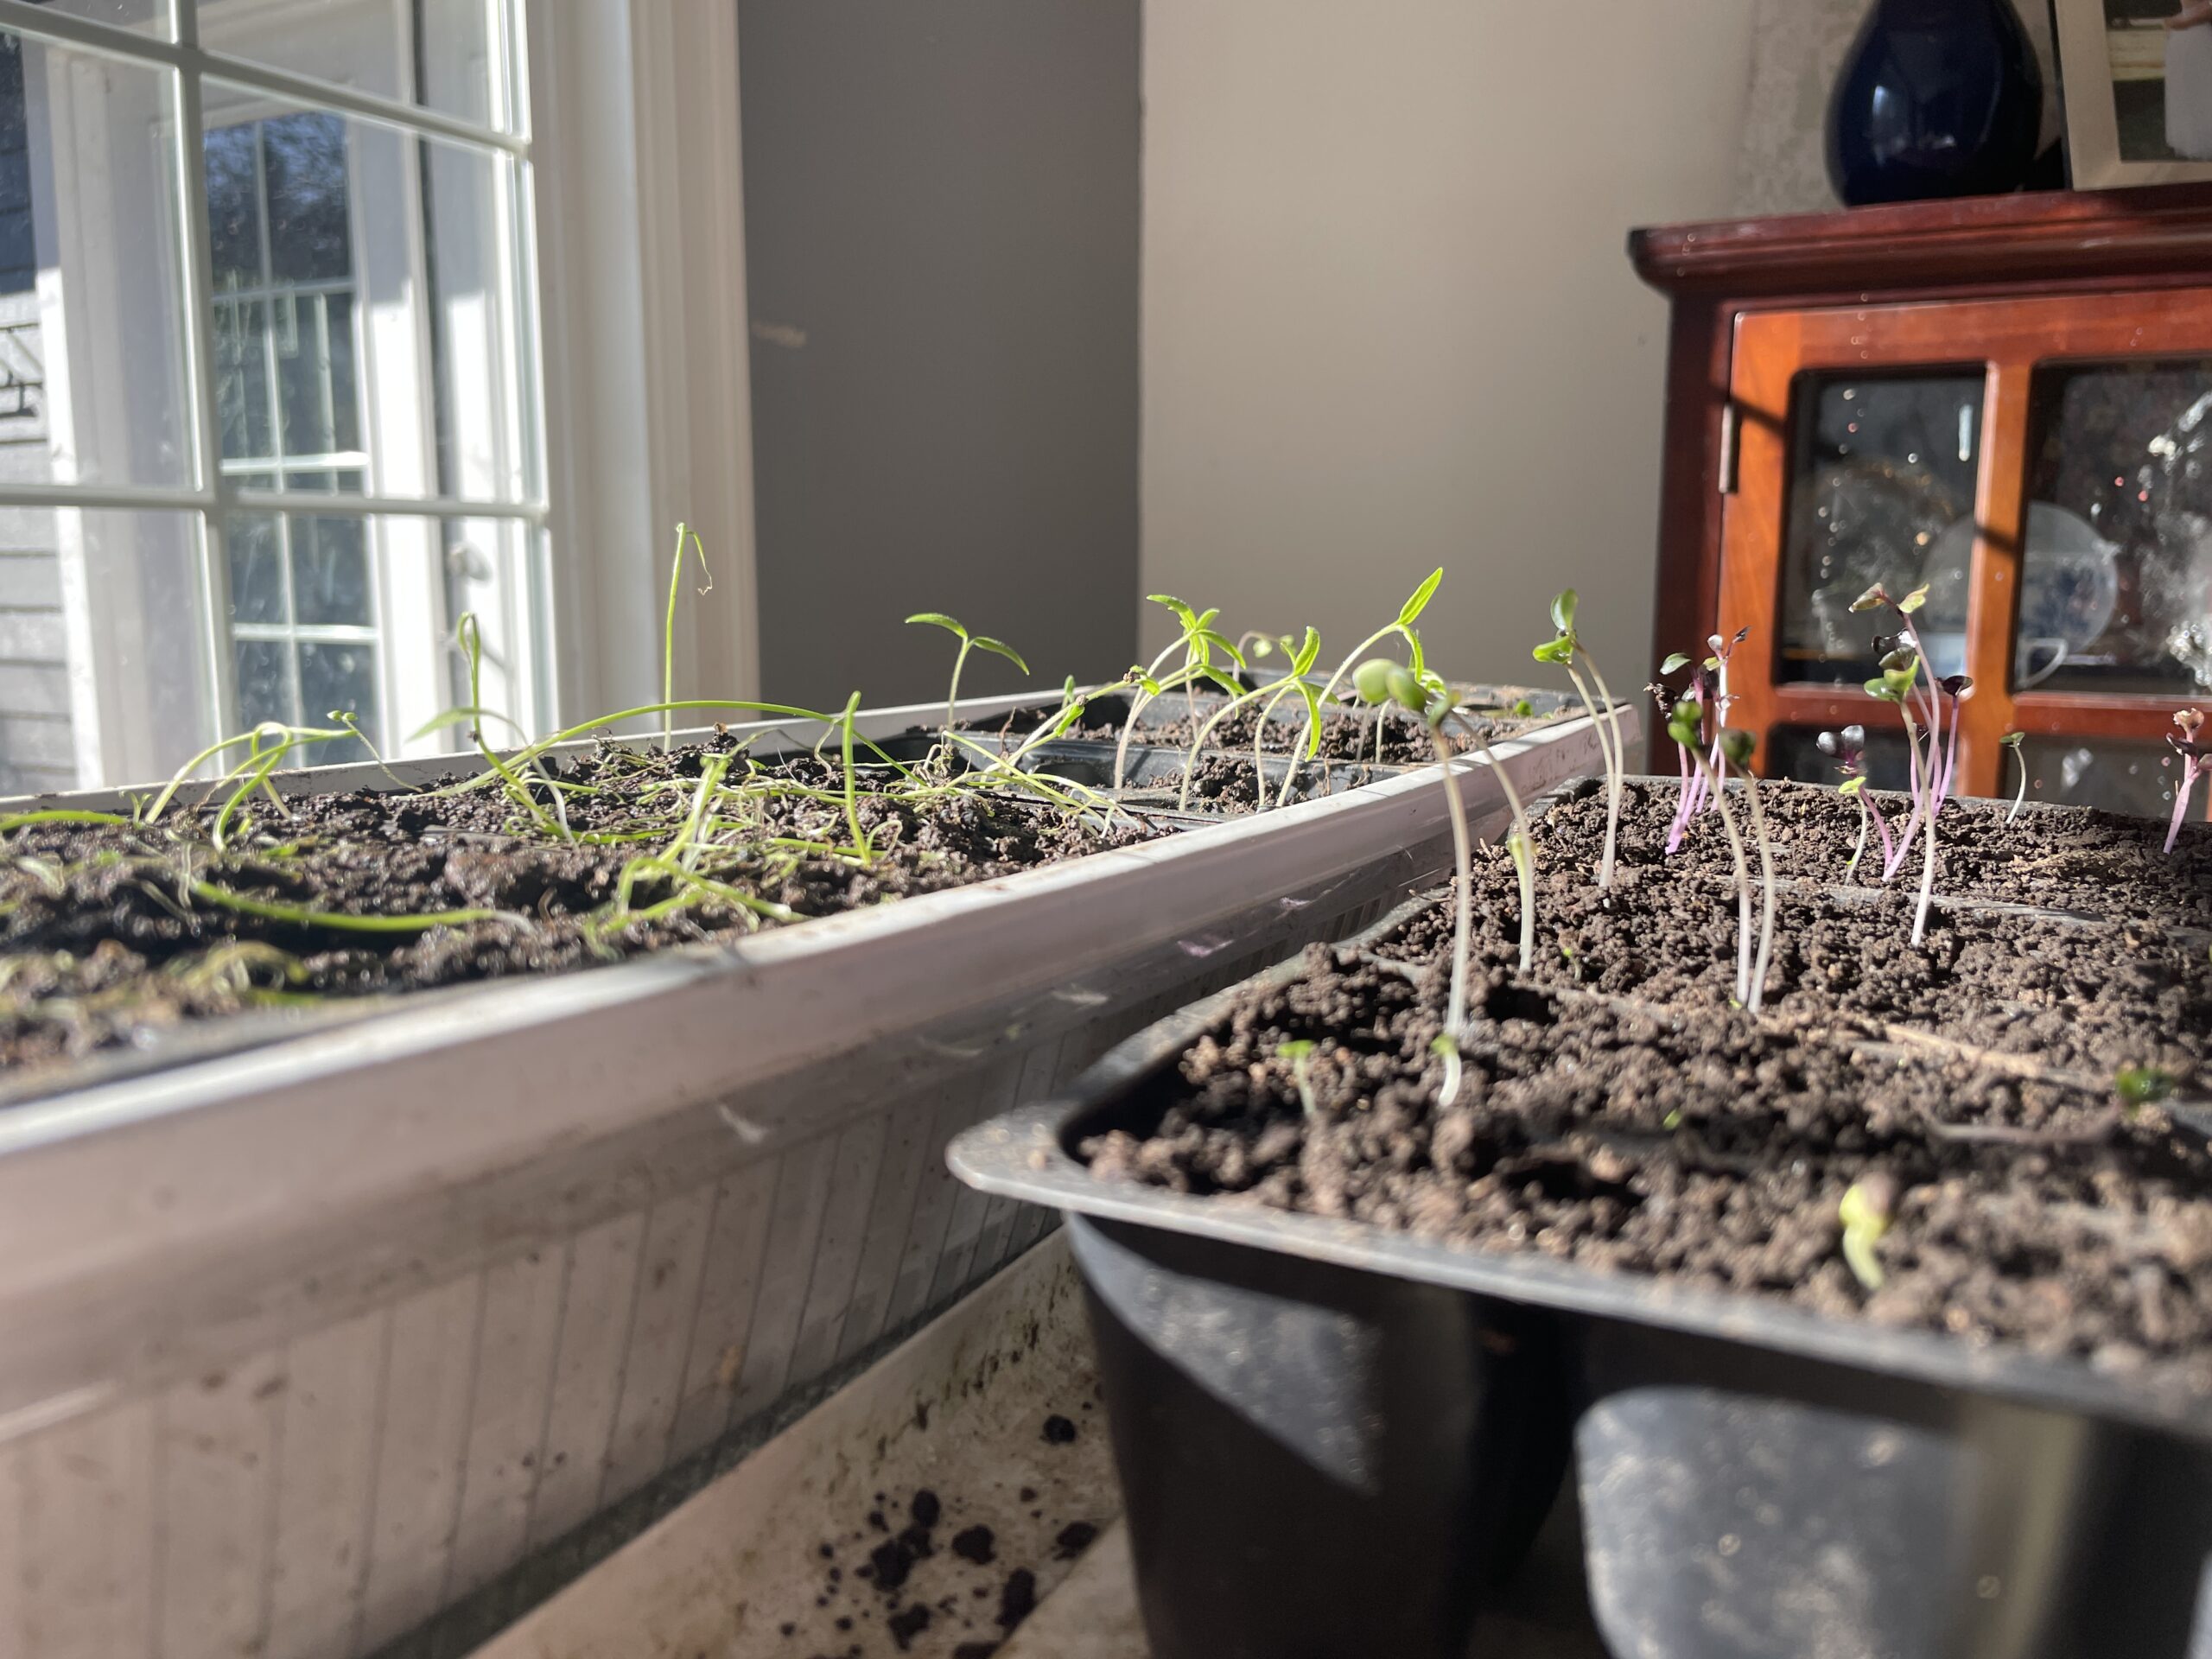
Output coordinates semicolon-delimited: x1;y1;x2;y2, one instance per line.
1174;626;1325;810
906;613;1031;747
1838;1171;1897;1292
663;523;713;753
1854;587;1964;947
1439;704;1538;975
1276;569;1444;808
1718;728;1777;1013
2167;709;2207;855
1117;596;1245;792
2117;1065;2177;1114
1277;1038;1319;1117
1667;701;1761;1009
1999;730;2027;824
1817;725;1894;878
1655;652;1708;855
1533;590;1627;890
1357;658;1476;1102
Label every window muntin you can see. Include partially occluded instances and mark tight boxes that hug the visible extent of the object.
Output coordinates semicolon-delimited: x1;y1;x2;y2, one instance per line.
0;0;547;794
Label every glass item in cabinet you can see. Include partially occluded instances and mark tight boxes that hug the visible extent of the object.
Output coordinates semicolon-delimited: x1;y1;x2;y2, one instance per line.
2022;360;2212;696
1915;503;2120;686
1779;371;1985;685
2015;735;2196;821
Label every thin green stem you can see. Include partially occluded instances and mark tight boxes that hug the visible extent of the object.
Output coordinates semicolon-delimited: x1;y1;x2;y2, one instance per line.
190;880;500;933
663;524;712;753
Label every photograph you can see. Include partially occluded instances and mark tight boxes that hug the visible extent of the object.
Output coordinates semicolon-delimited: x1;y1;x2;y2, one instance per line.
2056;0;2212;180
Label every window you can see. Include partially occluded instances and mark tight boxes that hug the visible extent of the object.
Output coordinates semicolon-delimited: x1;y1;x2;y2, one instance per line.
0;0;548;792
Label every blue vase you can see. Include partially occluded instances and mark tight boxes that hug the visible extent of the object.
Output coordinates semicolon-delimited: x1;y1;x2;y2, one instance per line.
1827;0;2044;206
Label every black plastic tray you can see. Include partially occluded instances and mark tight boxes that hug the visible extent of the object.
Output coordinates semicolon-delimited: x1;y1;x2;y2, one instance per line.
949;886;2212;1659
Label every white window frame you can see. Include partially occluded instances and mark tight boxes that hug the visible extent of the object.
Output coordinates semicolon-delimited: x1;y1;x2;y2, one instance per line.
0;0;760;788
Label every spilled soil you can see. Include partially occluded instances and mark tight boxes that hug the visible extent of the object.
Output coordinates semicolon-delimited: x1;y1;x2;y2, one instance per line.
1082;779;2212;1391
0;735;1153;1084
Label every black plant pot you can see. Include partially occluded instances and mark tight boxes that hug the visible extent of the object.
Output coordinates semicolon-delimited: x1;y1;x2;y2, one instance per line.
1827;0;2044;206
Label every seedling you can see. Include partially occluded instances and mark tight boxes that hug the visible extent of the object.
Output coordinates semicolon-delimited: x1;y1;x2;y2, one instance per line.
1999;730;2028;824
1666;701;1761;1009
1278;569;1444;808
1277;1039;1320;1117
658;526;712;752
2168;709;2207;855
1838;1171;1897;1293
1173;626;1325;810
1718;728;1777;1014
1655;652;1710;855
906;613;1032;748
1862;645;1961;946
1438;704;1538;975
1817;725;1894;878
1116;596;1244;792
1532;591;1627;890
1357;658;1475;1103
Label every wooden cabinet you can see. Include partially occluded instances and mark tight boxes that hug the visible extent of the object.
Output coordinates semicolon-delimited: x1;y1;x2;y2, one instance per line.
1633;188;2212;820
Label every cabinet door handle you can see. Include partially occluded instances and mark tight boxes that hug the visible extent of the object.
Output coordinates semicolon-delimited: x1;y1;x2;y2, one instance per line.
1718;402;1739;496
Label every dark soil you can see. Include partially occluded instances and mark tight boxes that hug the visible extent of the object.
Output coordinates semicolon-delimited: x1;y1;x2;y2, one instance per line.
0;735;1150;1082
799;1480;1095;1657
1063;696;1559;766
1083;778;2212;1392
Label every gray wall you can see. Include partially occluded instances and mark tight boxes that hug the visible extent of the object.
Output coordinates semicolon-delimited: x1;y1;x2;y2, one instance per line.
739;0;1140;714
1138;0;1760;693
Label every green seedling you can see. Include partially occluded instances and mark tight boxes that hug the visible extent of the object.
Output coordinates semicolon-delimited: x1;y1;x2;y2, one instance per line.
1533;590;1627;891
1863;646;1954;946
1357;657;1475;1103
1173;626;1325;810
664;523;713;753
1279;569;1444;808
1667;701;1761;1010
1116;596;1244;792
906;613;1031;747
1277;1039;1320;1117
2117;1065;2177;1113
1839;1171;1897;1293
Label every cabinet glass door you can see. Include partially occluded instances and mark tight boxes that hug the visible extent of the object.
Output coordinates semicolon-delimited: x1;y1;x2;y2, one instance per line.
1719;292;2212;820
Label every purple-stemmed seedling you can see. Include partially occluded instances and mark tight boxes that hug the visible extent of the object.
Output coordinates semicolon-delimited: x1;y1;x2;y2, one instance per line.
1656;652;1713;855
2169;709;2207;855
2000;731;2028;824
1667;700;1762;1009
1817;724;1894;880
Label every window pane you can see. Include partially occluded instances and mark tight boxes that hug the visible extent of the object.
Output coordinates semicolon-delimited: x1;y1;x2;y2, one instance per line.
203;83;537;505
2018;360;2212;696
261;112;352;283
291;513;370;626
227;511;285;626
213;297;273;458
2;30;191;489
234;636;291;730
1779;371;1986;686
0;510;214;797
197;0;521;136
2015;735;2191;819
204;121;262;292
297;639;377;761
